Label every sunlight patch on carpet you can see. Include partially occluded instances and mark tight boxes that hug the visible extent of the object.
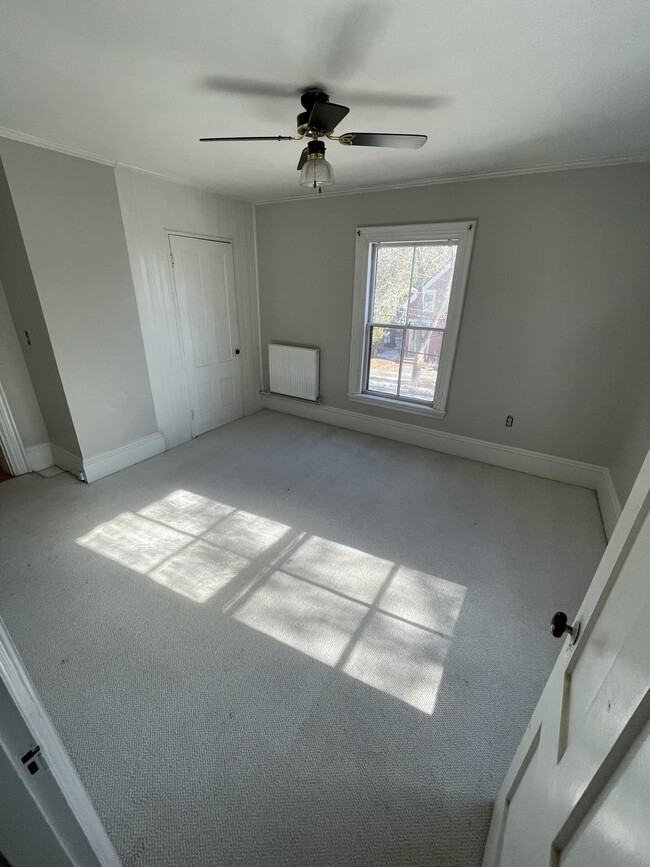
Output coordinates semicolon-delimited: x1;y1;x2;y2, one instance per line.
77;489;466;713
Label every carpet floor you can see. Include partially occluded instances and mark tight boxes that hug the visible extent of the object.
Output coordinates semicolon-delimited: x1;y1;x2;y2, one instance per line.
0;410;606;866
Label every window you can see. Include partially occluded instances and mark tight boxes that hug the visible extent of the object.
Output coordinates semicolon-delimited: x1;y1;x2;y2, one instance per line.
348;221;476;418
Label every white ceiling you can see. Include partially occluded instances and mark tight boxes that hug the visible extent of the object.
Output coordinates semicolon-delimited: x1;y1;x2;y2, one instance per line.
1;0;649;201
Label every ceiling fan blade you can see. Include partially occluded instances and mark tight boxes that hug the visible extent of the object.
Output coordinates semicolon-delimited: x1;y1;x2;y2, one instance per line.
342;133;428;149
202;77;297;99
199;135;294;142
297;148;309;171
203;74;442;109
308;101;350;132
338;90;447;109
321;1;387;80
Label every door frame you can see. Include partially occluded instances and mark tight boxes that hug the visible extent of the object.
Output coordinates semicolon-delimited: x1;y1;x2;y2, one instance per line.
165;230;241;437
0;376;30;476
0;616;121;866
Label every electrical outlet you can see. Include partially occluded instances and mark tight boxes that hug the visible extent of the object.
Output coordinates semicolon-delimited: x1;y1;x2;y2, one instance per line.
505;416;514;427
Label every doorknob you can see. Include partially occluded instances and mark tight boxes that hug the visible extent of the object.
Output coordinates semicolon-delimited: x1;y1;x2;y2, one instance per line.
235;348;240;355
550;611;580;643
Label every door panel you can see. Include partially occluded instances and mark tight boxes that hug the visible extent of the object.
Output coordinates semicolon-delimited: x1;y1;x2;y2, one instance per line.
182;250;210;367
212;259;234;364
482;449;650;867
220;376;236;408
566;525;650;757
499;729;547;867
559;724;649;867
170;235;242;437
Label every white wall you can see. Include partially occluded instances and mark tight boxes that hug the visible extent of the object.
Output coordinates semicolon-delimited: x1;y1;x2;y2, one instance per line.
256;163;650;498
0;154;79;456
0;279;48;450
115;166;261;448
0;139;159;460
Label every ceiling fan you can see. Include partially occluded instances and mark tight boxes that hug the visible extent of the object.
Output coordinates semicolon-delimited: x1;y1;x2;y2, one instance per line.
200;88;427;193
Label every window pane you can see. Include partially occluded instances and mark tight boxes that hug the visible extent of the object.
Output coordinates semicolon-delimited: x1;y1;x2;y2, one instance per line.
398;329;442;403
367;327;400;396
405;244;457;328
371;246;414;325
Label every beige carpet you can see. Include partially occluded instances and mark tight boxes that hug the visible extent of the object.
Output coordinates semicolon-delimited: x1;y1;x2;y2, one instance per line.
0;410;606;866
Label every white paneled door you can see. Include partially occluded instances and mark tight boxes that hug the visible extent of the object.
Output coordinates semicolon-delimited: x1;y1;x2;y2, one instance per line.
169;234;242;437
482;449;650;867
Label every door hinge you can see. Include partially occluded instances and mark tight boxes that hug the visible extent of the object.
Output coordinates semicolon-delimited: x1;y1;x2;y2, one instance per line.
191;409;195;421
170;251;175;267
21;744;42;776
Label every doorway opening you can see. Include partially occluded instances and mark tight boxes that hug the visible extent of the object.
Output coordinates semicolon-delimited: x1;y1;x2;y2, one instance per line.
0;443;14;483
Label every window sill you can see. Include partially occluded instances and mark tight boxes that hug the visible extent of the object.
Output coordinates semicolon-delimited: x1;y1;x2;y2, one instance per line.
347;392;447;419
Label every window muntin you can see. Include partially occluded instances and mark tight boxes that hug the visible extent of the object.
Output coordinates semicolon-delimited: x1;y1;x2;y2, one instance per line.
348;222;475;417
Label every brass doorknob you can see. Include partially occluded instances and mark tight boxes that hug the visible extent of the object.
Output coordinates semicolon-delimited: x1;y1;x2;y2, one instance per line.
550;611;580;642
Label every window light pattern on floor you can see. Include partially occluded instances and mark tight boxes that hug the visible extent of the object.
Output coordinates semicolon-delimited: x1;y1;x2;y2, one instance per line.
77;490;466;714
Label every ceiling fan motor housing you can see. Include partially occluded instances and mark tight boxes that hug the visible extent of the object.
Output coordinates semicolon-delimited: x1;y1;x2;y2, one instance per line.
298;89;331;133
300;88;329;111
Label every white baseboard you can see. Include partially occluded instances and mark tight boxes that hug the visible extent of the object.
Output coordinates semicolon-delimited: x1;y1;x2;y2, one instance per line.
25;442;54;472
82;432;165;483
261;395;621;539
51;443;85;480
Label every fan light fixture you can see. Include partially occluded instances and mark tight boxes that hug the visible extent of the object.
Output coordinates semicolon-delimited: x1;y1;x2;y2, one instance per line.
299;140;334;193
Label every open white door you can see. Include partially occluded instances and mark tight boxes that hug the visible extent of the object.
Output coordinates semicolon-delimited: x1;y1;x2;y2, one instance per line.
482;449;650;867
0;619;120;867
169;234;243;438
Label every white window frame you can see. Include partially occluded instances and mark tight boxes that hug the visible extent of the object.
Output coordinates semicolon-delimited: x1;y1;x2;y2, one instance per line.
348;221;476;419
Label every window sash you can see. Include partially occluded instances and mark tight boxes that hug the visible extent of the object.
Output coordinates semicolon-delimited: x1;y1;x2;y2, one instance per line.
372;240;459;249
367;323;446;333
368;242;456;329
364;325;442;406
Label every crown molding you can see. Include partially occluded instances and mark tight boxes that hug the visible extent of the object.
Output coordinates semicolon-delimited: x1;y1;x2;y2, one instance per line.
0;125;117;166
1;125;647;207
114;162;253;204
0;125;253;204
253;152;650;205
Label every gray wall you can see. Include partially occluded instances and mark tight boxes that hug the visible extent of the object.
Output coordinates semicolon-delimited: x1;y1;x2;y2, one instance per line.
256;163;650;501
0;279;48;449
0;156;79;454
0;139;157;458
609;372;650;504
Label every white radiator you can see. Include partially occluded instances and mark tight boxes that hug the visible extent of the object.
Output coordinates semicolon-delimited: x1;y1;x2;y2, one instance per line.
268;344;320;401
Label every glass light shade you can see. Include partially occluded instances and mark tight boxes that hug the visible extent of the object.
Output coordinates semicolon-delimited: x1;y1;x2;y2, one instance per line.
300;155;335;191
